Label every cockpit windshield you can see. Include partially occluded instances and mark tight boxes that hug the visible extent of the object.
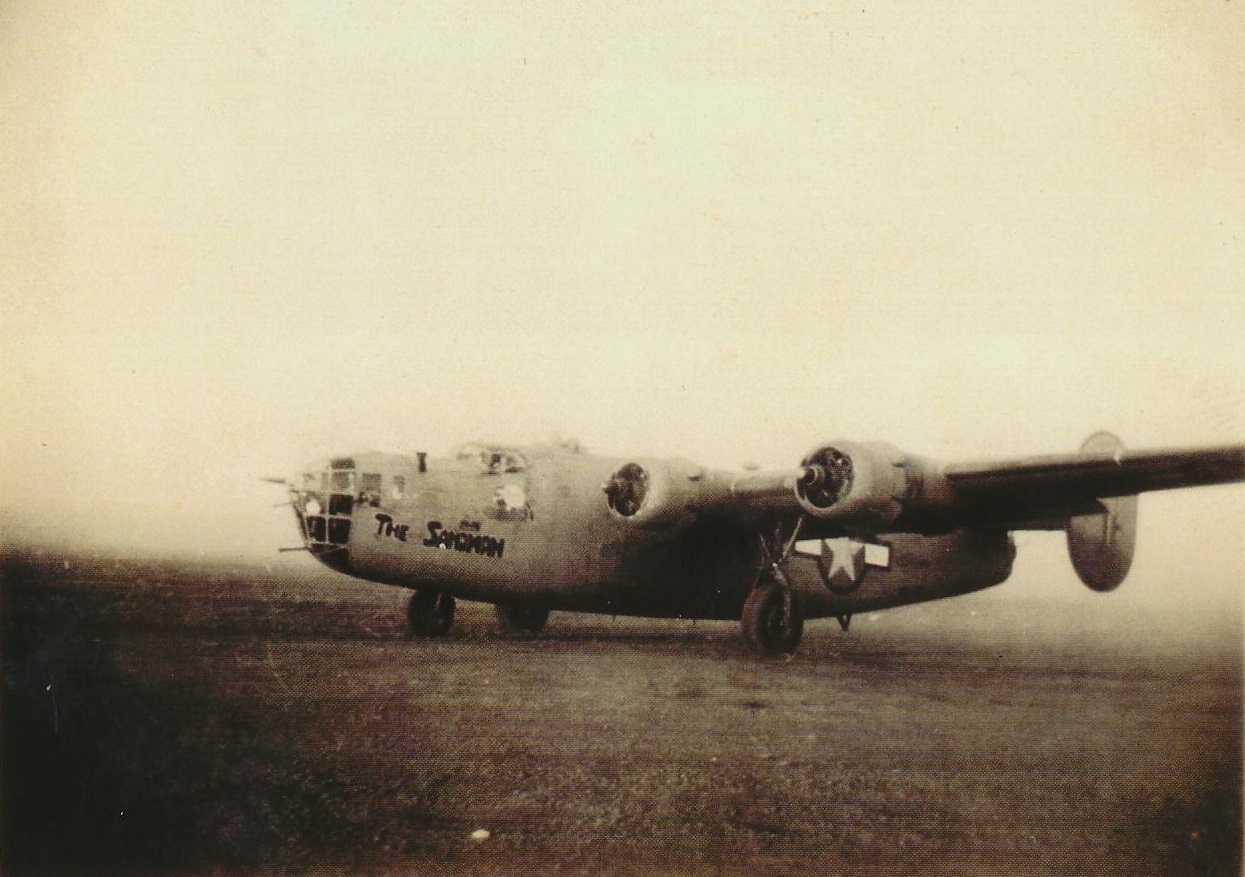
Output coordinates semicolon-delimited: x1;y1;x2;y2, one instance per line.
455;443;527;474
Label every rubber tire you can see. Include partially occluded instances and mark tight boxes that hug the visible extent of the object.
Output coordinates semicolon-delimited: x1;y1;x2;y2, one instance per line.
742;585;803;659
495;604;550;635
408;589;455;637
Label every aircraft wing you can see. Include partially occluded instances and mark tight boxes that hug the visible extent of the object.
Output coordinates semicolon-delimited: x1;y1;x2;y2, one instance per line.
942;440;1245;530
610;434;1242;594
719;434;1245;536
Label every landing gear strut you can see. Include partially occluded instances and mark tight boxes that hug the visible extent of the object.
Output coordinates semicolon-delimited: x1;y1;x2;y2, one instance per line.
407;588;455;637
741;522;806;658
495;603;550;635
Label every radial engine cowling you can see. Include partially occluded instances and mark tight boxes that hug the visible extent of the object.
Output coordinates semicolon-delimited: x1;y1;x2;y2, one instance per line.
794;440;937;533
604;459;726;527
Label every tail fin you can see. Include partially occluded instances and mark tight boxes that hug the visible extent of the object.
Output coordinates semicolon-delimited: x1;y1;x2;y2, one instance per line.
1066;432;1138;592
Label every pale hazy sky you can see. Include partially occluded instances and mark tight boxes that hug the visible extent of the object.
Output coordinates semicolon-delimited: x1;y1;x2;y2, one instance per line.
1;2;1242;605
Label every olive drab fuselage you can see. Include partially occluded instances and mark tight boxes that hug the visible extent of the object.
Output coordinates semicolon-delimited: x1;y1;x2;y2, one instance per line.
287;443;1016;622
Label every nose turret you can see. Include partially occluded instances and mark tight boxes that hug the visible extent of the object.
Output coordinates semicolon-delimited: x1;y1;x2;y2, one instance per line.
288;457;357;572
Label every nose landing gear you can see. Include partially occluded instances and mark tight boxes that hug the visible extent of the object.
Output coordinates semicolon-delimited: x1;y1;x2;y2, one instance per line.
407;588;455;637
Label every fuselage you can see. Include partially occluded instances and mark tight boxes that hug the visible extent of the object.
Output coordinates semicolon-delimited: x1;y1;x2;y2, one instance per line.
287;443;1016;622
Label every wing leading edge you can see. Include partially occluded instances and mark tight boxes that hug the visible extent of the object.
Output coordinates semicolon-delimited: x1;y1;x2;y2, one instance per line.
943;435;1245;531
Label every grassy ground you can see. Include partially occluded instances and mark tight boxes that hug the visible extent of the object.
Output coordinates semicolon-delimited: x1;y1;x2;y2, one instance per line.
2;551;1240;875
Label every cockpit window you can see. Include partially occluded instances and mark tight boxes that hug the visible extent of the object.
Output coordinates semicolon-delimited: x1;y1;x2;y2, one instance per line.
455;443;527;474
455;443;488;461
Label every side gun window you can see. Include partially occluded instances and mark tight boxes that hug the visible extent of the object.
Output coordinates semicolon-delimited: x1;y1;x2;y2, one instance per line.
359;473;382;507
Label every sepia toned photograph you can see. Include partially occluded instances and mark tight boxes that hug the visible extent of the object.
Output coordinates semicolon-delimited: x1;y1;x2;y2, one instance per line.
2;3;1243;875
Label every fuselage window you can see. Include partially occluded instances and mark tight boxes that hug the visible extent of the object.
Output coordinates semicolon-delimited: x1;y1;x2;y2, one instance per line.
360;473;382;506
306;516;327;542
331;470;355;492
327;518;351;545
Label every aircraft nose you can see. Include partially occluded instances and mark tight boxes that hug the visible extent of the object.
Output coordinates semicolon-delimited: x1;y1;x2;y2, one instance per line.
288;460;354;572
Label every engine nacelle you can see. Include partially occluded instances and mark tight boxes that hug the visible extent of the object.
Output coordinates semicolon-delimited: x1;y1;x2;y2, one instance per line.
603;459;727;528
793;440;953;534
795;440;909;531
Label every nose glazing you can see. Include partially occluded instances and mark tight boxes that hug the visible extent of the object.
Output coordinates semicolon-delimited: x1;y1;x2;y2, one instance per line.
290;459;356;571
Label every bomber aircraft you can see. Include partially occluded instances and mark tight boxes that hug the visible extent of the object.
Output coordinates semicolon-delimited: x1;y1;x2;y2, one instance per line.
274;433;1244;657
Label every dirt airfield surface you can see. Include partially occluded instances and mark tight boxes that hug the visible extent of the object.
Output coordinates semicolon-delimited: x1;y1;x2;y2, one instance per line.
2;552;1240;876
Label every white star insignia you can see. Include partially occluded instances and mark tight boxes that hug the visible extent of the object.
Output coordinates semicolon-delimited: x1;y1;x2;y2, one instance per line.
821;538;866;591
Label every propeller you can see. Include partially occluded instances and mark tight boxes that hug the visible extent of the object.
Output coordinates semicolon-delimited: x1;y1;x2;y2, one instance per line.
603;463;649;517
796;448;853;510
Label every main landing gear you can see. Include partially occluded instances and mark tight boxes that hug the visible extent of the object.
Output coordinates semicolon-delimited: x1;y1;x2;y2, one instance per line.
742;580;804;658
407;588;455;637
495;603;550;635
742;522;807;659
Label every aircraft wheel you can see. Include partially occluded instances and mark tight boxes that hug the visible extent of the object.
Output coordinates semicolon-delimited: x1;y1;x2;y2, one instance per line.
408;588;455;637
742;584;803;659
495;603;550;635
